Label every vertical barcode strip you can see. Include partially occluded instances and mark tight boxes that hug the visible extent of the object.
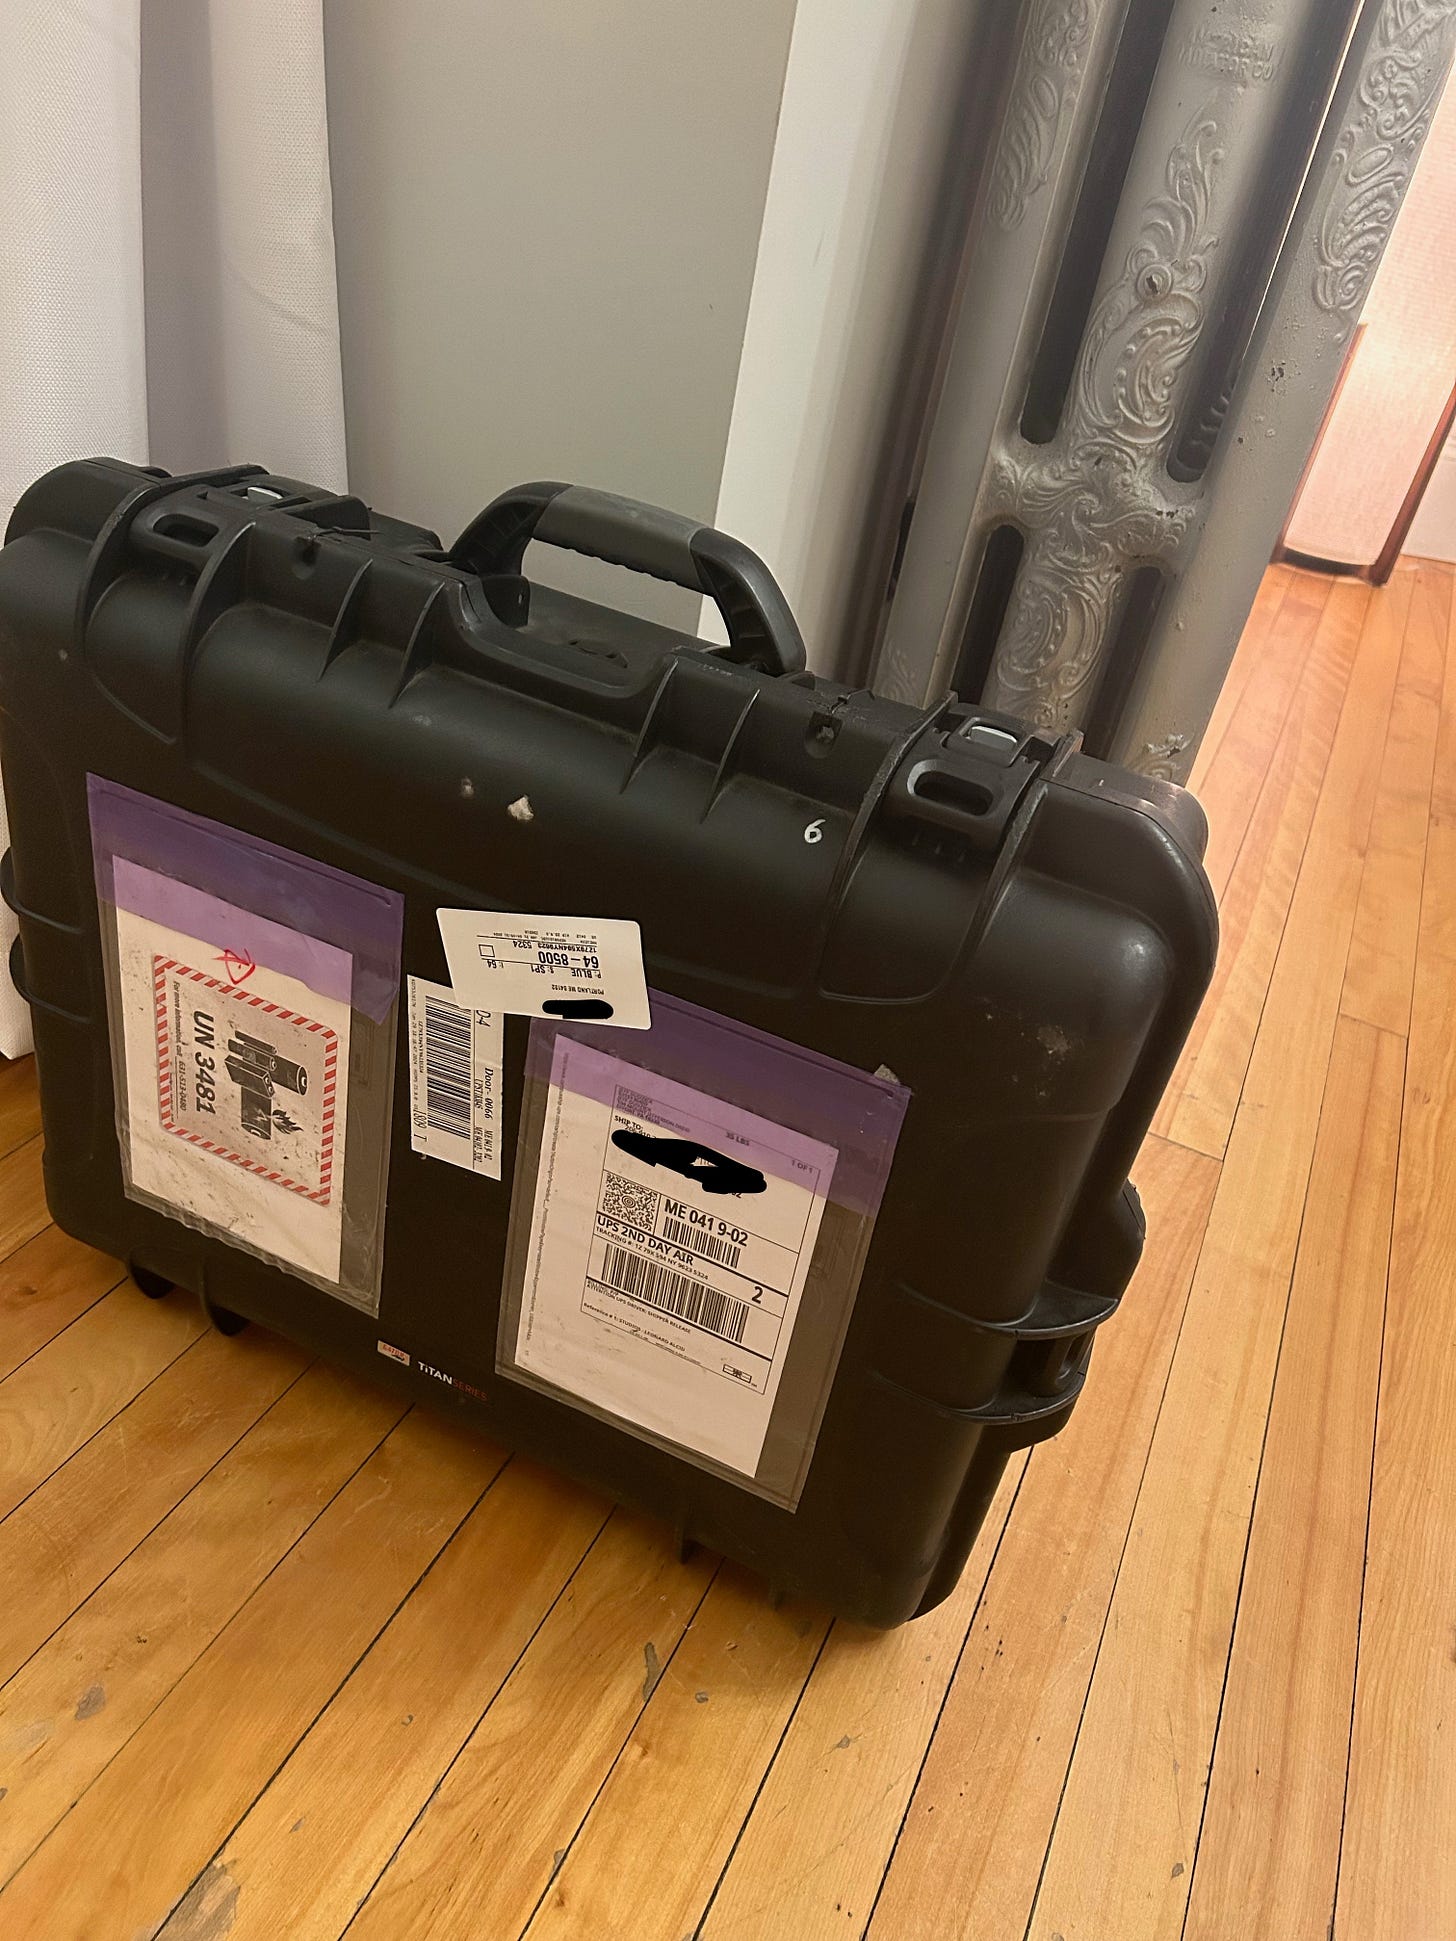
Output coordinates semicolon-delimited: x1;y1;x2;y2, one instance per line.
423;996;471;1138
596;1242;750;1344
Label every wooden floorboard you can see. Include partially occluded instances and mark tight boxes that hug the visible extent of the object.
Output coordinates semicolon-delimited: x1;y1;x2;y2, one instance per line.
0;1413;500;1939
0;558;1448;1938
1429;552;1456;822
0;1138;53;1268
1155;577;1371;1155
1336;813;1456;1941
1188;565;1329;903
345;1511;721;1941
865;1137;1217;1941
181;1461;612;1941
0;1325;309;1699
0;1285;206;1525
1181;1017;1403;1941
1025;548;1407;1941
1187;562;1292;799
0;1060;42;1166
0;1362;389;1885
520;1572;828;1941
0;1224;124;1384
701;1450;1028;1941
1342;561;1448;1036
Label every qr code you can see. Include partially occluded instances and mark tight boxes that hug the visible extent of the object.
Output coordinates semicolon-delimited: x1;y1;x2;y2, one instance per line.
601;1171;658;1232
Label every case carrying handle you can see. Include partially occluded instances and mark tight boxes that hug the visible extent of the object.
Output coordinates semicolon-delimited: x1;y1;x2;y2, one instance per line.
450;481;807;677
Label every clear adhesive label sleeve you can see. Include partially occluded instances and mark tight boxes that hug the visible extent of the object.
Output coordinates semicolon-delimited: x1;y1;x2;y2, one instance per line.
89;778;404;1312
499;993;910;1507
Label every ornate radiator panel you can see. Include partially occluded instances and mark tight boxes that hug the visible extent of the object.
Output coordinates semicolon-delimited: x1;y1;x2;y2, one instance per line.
871;0;1456;782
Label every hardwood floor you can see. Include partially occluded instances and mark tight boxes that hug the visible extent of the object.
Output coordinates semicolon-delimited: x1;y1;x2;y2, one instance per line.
0;559;1448;1939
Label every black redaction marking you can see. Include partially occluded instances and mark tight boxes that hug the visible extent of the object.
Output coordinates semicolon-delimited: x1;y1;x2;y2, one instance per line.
543;997;615;1020
611;1130;767;1197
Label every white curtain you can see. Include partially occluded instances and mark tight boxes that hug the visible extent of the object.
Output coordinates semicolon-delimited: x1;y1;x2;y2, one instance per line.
0;0;346;1057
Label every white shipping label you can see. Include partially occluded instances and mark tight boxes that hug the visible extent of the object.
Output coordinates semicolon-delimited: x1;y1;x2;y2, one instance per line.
437;909;650;1030
114;905;351;1285
407;977;504;1178
512;1036;838;1477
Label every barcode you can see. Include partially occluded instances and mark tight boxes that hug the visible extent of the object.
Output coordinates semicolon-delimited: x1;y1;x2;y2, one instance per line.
423;996;471;1139
597;1243;750;1345
661;1215;743;1271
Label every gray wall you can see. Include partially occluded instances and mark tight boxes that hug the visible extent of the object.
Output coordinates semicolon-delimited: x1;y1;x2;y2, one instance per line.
323;0;798;626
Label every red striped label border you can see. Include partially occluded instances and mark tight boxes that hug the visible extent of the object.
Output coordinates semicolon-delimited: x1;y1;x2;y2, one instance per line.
152;955;338;1205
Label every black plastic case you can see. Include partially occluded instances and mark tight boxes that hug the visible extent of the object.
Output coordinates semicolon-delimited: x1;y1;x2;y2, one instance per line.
0;460;1216;1625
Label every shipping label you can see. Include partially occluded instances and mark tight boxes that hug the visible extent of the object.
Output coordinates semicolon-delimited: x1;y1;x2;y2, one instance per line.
406;976;504;1178
512;1034;838;1476
437;909;650;1029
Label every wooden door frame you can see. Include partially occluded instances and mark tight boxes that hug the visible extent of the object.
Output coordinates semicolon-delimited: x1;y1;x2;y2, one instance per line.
1276;325;1456;585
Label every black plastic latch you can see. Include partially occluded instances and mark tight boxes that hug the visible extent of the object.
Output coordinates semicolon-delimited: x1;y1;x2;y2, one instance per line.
884;710;1066;852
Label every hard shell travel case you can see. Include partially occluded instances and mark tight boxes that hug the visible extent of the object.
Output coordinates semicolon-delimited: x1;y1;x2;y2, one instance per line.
0;460;1217;1626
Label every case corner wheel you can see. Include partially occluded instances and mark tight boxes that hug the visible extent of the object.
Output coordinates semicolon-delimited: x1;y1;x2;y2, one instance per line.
130;1264;174;1301
201;1294;249;1337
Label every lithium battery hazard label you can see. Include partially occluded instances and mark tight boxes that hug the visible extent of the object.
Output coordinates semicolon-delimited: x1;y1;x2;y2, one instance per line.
114;899;352;1287
153;956;339;1201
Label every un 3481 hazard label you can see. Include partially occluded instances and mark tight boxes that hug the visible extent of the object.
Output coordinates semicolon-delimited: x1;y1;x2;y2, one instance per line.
114;898;352;1286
